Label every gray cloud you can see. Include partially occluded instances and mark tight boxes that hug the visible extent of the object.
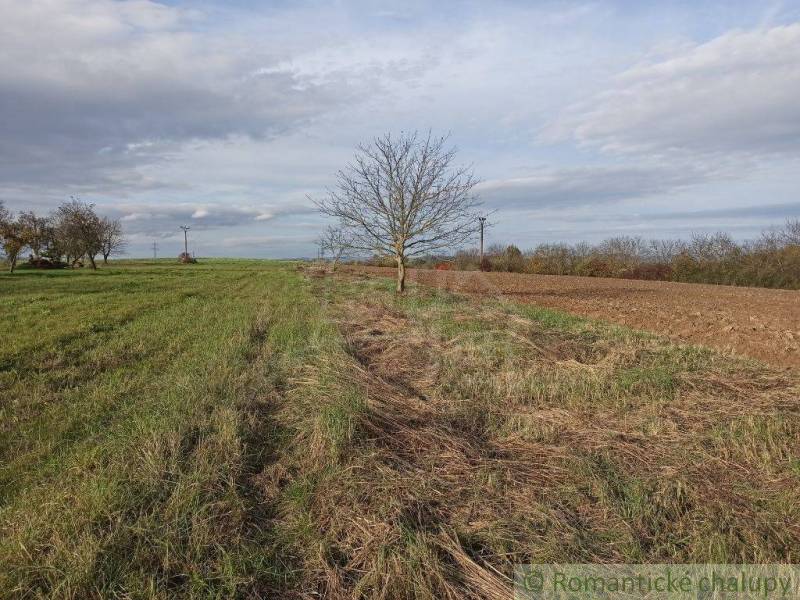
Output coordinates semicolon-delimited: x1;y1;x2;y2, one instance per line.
475;164;721;209
1;1;798;256
645;201;800;221
0;0;373;200
543;24;800;158
101;201;318;237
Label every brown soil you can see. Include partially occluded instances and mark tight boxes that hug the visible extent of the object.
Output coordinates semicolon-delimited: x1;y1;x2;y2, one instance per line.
349;267;800;369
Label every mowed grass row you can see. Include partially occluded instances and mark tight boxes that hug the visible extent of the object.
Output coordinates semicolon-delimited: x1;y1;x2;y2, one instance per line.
1;261;799;598
0;261;340;597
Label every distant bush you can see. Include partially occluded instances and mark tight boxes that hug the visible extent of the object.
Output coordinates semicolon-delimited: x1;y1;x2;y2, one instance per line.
403;219;800;290
488;245;525;273
528;243;579;275
577;257;613;278
621;263;673;281
453;249;480;271
24;257;67;269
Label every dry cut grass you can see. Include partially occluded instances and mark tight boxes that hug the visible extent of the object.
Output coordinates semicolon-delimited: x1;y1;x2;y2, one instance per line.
262;272;800;598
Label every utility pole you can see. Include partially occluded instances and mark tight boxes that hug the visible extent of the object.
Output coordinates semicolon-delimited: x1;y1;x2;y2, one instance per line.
179;225;190;256
152;241;158;260
478;216;487;269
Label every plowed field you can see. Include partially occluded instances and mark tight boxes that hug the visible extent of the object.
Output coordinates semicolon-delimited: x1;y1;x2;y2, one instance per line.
351;266;800;369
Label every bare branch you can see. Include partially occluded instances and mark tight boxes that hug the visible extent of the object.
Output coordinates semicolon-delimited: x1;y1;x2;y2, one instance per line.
317;225;355;271
315;131;482;291
99;217;126;264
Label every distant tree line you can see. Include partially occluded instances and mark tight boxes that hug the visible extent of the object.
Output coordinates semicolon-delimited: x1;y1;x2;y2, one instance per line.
360;219;800;290
0;198;125;273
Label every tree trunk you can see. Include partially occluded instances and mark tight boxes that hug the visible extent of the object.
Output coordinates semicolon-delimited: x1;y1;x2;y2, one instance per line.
103;253;109;265
396;255;406;293
88;254;97;270
9;256;16;273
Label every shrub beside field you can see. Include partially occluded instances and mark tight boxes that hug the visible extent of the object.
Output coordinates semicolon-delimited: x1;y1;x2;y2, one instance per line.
382;219;800;290
1;261;798;597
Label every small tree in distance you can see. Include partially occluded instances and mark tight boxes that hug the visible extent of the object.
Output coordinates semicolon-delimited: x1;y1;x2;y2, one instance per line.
99;217;126;264
17;212;49;262
54;198;103;269
0;202;28;273
316;131;481;292
783;218;800;246
317;225;353;272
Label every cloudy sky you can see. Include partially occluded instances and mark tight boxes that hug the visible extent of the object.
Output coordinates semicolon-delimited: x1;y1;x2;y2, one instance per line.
2;0;799;257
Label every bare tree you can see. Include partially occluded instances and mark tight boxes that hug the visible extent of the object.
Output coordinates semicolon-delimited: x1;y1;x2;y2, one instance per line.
99;217;126;264
648;239;682;263
54;198;103;269
0;201;9;232
316;131;481;292
17;211;50;261
0;204;28;273
599;235;647;269
782;218;800;246
317;225;353;272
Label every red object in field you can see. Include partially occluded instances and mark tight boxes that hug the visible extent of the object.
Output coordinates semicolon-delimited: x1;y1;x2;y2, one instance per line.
435;262;452;271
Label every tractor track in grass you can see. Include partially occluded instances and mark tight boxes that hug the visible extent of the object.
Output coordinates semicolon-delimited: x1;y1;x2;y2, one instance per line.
348;266;800;370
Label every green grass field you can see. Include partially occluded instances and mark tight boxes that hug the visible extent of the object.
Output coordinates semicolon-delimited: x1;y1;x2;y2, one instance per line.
1;261;799;598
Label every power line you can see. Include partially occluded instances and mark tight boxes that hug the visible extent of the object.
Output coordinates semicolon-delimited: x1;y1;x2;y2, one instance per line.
179;225;191;256
478;216;487;269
